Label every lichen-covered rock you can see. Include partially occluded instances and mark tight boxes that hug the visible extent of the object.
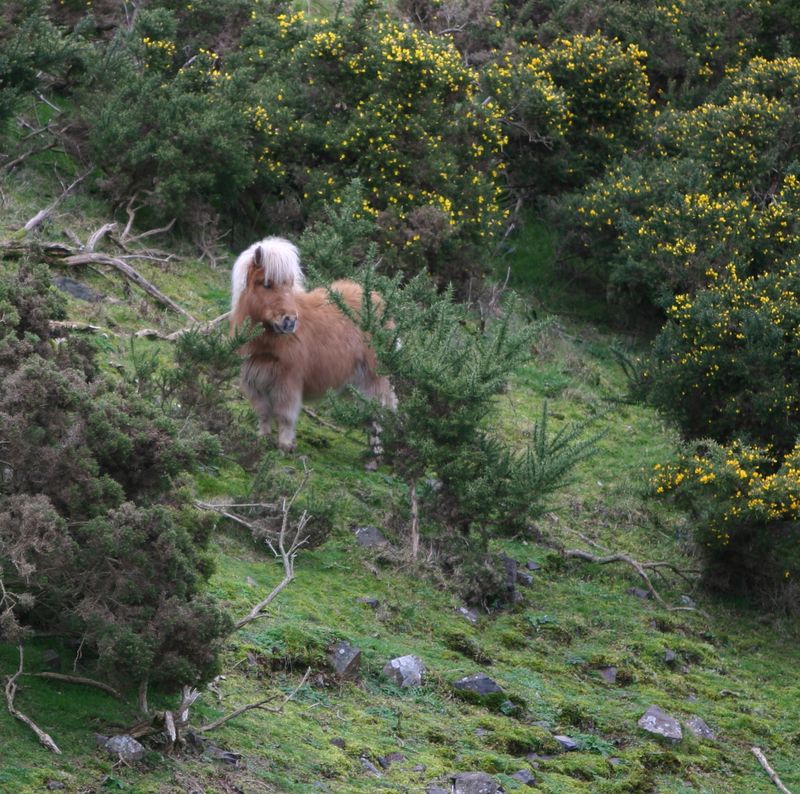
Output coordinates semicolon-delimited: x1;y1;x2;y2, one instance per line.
638;705;682;742
383;655;424;687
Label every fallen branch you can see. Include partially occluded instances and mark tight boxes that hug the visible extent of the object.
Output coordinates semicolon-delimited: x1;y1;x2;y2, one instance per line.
198;667;311;733
4;646;61;754
752;747;794;794
23;171;89;233
135;311;231;341
25;672;123;701
562;531;702;614
302;406;347;433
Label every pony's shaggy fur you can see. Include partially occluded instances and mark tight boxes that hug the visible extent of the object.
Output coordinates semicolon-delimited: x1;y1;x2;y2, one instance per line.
231;237;395;451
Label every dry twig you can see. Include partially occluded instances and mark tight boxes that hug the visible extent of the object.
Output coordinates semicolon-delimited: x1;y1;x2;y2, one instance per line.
25;672;123;701
22;171;89;233
4;646;61;754
752;747;794;794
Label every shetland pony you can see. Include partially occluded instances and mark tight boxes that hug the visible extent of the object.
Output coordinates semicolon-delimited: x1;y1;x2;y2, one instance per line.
230;237;396;453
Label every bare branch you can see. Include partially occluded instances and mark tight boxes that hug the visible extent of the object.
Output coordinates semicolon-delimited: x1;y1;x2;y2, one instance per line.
25;672;123;701
23;171;89;233
302;406;347;433
198;668;311;733
86;222;118;253
4;646;62;753
752;747;794;794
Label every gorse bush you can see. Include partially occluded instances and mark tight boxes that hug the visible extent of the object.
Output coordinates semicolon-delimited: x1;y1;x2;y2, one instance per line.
653;440;800;608
0;262;230;692
329;267;598;605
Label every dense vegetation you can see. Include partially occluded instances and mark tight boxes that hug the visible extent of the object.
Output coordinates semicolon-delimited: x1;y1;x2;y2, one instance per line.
2;0;800;790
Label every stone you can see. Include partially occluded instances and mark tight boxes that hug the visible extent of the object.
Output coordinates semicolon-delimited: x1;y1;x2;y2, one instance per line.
526;752;554;764
457;606;479;624
451;771;501;794
354;526;388;548
511;769;536;786
452;673;504;701
525;560;542;571
427;788;448;794
684;716;716;741
378;752;405;769
41;649;60;672
330;738;346;749
104;734;146;762
664;650;677;665
45;782;65;790
412;763;426;773
360;756;382;777
638;705;683;742
382;655;424;687
554;735;579;752
680;595;696;607
357;597;380;608
516;572;534;587
499;553;518;592
52;276;103;303
327;641;361;679
599;666;618;684
627;587;651;599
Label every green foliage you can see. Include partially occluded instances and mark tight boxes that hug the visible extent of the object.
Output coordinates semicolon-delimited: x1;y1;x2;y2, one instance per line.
0;261;230;693
644;262;800;452
329;266;597;603
653;440;800;608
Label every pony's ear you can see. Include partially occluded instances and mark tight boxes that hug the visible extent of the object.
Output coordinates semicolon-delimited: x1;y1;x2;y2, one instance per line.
252;245;264;270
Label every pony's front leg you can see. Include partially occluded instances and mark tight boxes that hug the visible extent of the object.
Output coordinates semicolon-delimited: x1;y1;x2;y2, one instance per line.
274;388;302;452
248;393;274;440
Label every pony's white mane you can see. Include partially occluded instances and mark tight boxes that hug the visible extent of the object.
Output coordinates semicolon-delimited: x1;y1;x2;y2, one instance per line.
230;236;305;311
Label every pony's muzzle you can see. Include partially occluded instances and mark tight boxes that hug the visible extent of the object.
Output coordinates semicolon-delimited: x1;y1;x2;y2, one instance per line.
274;315;297;334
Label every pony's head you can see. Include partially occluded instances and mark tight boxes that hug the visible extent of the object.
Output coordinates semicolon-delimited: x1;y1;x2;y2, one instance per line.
231;237;305;335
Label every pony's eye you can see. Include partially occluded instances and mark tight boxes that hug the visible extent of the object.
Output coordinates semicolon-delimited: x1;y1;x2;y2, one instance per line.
263;280;273;289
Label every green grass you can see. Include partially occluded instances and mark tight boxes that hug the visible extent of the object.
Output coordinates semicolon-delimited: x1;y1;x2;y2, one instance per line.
1;173;799;794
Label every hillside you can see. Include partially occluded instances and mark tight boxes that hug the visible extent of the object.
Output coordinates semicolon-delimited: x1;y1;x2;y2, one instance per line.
1;171;799;794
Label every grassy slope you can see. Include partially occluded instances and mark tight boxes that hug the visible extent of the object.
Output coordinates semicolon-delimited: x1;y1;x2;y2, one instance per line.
1;176;799;794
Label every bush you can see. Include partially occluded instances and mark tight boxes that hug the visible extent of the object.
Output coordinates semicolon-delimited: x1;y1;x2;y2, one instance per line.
642;261;800;452
653;439;800;608
329;267;598;605
0;261;230;693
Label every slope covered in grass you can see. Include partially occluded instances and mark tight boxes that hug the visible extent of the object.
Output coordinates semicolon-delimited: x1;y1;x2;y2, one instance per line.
1;179;798;794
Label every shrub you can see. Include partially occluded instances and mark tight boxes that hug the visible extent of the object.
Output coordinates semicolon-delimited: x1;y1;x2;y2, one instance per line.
642;261;800;452
0;261;230;693
653;439;800;608
329;267;598;604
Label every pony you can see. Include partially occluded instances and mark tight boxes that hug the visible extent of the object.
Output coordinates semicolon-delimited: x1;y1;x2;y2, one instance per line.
230;237;396;454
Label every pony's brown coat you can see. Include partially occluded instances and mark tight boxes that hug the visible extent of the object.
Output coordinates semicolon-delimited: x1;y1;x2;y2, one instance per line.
231;240;394;451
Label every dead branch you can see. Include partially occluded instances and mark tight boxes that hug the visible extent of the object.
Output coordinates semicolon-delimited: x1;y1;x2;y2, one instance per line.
562;531;702;614
86;222;118;252
4;646;62;753
135;311;231;341
234;466;311;631
49;320;106;335
198;667;311;733
752;747;794;794
23;171;89;233
302;406;347;433
25;672;123;701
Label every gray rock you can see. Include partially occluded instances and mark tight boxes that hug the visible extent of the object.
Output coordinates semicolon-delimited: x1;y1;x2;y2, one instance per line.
382;655;424;687
378;752;405;769
412;763;426;773
354;526;388;547
41;649;60;672
525;560;542;571
52;276;104;303
499;553;518;591
45;782;65;790
664;650;677;665
680;595;696;607
511;769;536;786
638;705;683;742
627;587;651;599
357;597;380;608
457;606;479;624
451;771;501;794
516;572;534;587
360;756;383;777
684;716;716;741
474;727;489;737
330;737;346;749
599;666;617;684
327;641;361;679
452;673;504;699
554;735;579;752
608;757;623;767
427;788;449;794
104;734;146;762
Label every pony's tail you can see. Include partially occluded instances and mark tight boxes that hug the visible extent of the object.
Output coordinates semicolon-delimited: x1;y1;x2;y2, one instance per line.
230;237;304;313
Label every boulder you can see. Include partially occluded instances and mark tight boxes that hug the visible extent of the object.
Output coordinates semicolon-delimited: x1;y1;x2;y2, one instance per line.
52;276;103;303
637;705;682;742
598;666;617;684
554;735;579;752
103;735;146;762
383;655;424;688
525;561;542;571
451;771;502;794
354;526;388;548
457;606;479;624
327;641;361;679
511;769;536;786
684;716;716;741
452;673;504;704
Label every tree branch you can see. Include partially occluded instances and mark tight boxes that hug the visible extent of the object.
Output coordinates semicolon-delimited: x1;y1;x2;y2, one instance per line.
22;171;89;233
4;646;61;753
25;672;123;701
752;747;794;794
